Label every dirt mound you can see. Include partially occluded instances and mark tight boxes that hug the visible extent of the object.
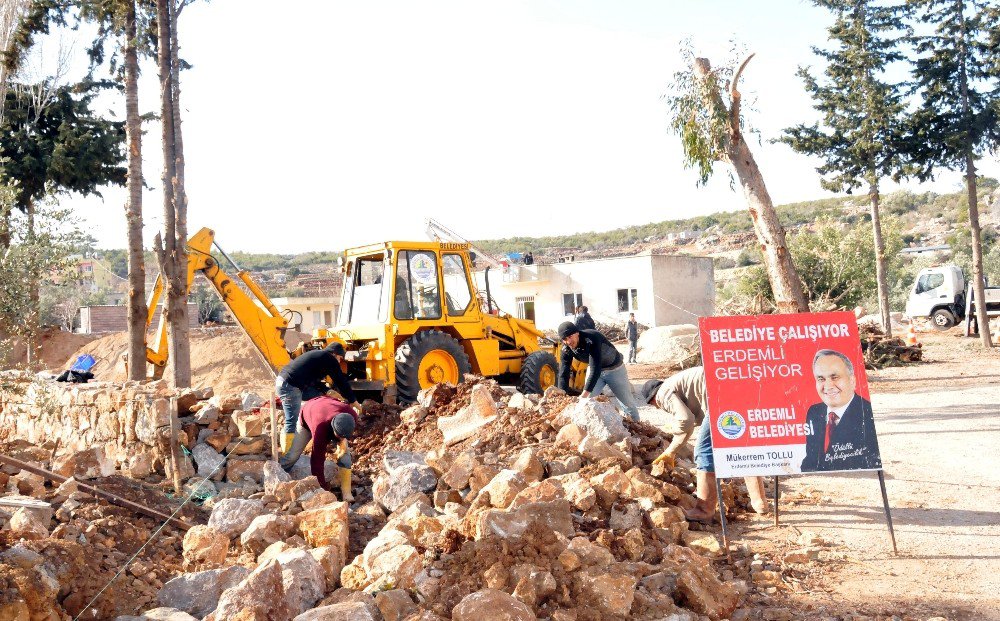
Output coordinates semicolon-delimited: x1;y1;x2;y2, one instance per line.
1;327;98;370
635;324;701;367
61;327;310;396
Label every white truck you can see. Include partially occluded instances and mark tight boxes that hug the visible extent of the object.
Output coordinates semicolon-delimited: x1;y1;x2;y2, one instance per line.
905;264;1000;332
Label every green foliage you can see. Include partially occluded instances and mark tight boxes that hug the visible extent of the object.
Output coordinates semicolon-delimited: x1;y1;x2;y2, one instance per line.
664;41;736;185
783;0;912;192
0;191;88;337
726;219;905;311
190;279;223;324
0;79;126;210
906;0;1000;177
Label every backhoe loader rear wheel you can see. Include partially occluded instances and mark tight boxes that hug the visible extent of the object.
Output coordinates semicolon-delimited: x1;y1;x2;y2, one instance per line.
395;330;472;405
519;351;559;395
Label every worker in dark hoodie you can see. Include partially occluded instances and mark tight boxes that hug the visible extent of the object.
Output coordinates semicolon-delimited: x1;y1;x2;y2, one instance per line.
556;321;640;421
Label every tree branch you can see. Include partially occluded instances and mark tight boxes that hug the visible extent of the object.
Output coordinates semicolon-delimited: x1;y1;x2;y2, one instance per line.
729;53;755;135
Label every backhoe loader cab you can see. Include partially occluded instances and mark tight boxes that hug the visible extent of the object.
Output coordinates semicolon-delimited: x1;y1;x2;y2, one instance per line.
333;241;571;404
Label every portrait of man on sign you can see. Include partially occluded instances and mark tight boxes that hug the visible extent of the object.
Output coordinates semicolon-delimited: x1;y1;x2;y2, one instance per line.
799;349;882;473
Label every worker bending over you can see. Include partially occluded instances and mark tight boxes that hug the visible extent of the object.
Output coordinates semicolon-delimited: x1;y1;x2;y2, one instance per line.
639;366;770;520
278;394;358;501
275;342;360;453
557;321;640;421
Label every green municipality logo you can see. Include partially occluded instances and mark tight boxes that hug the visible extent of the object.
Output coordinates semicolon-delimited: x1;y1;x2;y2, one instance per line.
717;410;746;440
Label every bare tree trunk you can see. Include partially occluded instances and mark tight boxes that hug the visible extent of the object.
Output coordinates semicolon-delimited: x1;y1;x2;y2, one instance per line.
24;200;38;365
167;0;190;385
965;156;993;346
155;0;191;387
868;183;892;336
124;0;148;381
693;56;808;314
0;204;9;250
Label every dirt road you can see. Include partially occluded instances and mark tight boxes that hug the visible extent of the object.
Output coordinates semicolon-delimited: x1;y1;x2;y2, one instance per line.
732;333;1000;620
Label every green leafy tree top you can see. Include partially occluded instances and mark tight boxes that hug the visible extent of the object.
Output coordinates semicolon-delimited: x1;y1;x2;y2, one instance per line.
0;79;126;210
906;0;1000;177
782;0;912;191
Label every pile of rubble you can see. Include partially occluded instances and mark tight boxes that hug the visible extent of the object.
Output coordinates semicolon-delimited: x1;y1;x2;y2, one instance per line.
635;325;702;368
1;373;765;620
858;324;923;368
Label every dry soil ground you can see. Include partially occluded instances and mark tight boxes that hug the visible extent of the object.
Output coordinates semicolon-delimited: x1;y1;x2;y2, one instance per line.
695;331;1000;620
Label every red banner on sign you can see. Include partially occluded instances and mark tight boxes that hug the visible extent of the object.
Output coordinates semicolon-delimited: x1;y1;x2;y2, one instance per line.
699;311;883;477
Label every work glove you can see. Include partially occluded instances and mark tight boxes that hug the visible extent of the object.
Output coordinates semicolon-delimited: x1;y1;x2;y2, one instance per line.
652;452;676;471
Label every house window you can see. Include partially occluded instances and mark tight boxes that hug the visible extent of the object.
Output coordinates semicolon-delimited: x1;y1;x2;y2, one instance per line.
323;310;332;325
562;293;582;316
617;288;639;312
516;296;535;322
312;311;321;326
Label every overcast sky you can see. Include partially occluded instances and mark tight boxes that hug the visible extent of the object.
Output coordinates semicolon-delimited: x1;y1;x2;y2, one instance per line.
48;0;1000;254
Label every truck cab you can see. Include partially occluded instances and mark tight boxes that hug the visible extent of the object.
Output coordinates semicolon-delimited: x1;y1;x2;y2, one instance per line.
905;265;966;329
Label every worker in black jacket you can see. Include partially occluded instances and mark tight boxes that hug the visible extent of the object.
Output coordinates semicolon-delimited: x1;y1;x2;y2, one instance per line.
556;321;640;421
275;342;361;454
575;306;597;331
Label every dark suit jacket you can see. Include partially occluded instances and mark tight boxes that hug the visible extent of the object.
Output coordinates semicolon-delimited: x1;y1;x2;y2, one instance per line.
800;394;882;472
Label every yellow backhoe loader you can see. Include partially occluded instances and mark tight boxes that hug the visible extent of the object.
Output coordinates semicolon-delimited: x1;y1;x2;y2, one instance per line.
146;228;586;402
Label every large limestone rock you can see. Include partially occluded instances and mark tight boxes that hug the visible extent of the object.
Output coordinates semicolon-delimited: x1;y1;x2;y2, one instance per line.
437;384;498;445
476;499;574;540
292;601;382;621
116;607;198;621
372;463;437;512
565;399;629;443
191;444;226;480
157;566;250;618
476;469;528;509
297;501;350;552
309;545;347;592
52;446;115;480
206;498;266;538
452;589;536;621
182;525;230;569
576;572;638;617
240;514;297;555
668;545;739;619
206;560;295;621
273;548;326;615
374;589;418;621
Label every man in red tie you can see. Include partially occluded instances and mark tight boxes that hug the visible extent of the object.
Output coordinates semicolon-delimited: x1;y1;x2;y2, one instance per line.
800;349;882;473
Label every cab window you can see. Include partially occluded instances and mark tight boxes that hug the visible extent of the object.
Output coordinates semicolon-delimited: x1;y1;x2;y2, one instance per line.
395;251;442;320
916;272;945;294
340;255;387;324
442;254;473;316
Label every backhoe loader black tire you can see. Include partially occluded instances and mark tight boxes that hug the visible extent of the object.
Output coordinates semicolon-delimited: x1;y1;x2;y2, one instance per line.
395;330;472;405
519;351;559;396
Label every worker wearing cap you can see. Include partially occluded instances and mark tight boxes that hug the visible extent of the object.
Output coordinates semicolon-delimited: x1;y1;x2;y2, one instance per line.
276;342;360;454
556;321;640;421
640;366;770;520
279;394;359;501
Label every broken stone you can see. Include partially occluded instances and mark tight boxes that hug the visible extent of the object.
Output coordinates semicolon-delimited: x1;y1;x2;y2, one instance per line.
118;607;199;621
510;478;565;509
510;448;544;483
477;499;574;540
438;384;499;445
452;589;535;621
577;571;637;616
441;451;479;490
182;525;230;569
226;436;267;456
206;560;294;621
682;530;722;557
566;398;629;443
649;505;686;528
374;589;417;621
372;463;437;512
262;460;292;494
157;566;250;618
366;541;423;589
507;391;529;409
578;435;629;463
234;411;265;437
292;601;382;621
274;548;327;615
206;498;266;537
52;446;115;480
554;423;586;449
241;392;265;411
545;455;582;476
310;545;347;592
568;537;615;567
193;405;221;424
204;429;232;452
240;514;297;555
400;404;429;425
383;450;427;474
192;444;226;480
477;469;528;509
165;453;196;482
9;507;49;538
669;545;739;619
297;501;350;551
609;502;643;531
301;489;339;510
226;456;269;483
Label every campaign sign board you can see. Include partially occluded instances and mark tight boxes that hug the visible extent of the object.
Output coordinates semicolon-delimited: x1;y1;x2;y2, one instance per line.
699;311;883;478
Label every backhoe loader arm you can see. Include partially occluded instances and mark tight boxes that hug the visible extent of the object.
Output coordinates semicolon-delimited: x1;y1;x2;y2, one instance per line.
145;227;292;376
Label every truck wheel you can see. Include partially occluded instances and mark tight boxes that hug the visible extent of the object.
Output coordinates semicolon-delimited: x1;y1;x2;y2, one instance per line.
519;351;558;395
395;330;471;405
932;309;955;330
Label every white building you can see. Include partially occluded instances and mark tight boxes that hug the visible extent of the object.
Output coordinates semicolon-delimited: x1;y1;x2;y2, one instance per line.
476;253;714;331
268;297;339;334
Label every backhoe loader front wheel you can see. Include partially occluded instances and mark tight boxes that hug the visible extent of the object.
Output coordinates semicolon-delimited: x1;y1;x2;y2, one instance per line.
519;351;559;395
395;330;472;405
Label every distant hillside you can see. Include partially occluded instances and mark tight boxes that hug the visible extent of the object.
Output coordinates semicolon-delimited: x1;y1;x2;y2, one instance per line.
474;179;1000;259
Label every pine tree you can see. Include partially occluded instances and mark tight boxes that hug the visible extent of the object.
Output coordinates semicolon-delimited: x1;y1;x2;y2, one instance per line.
906;0;1000;346
782;0;911;335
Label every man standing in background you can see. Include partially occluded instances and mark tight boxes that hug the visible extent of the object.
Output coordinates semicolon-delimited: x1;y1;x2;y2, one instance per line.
626;313;639;363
